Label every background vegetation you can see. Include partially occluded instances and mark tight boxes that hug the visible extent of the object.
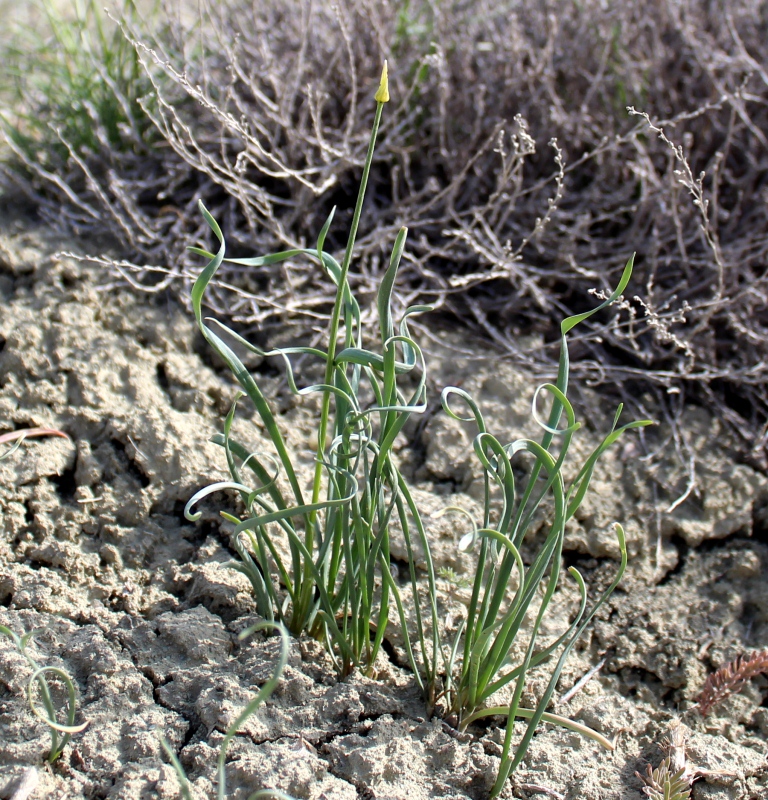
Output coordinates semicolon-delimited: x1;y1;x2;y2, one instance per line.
3;0;768;467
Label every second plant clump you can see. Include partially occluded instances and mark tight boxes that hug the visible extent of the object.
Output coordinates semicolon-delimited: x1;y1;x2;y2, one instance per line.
185;63;652;798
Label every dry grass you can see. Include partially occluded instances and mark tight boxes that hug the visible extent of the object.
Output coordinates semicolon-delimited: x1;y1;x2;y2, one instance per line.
4;0;768;464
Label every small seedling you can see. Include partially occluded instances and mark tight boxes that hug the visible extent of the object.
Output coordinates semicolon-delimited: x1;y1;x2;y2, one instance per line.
0;626;87;763
438;566;472;591
637;759;691;800
161;621;295;800
637;721;692;800
636;718;736;798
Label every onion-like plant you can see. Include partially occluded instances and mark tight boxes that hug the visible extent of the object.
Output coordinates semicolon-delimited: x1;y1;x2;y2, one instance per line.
186;63;440;689
185;62;650;794
438;269;652;794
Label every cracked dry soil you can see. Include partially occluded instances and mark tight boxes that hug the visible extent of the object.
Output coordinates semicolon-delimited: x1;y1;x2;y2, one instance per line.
2;213;768;800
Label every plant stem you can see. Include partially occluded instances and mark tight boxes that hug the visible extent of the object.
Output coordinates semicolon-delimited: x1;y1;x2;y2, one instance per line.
464;705;616;752
301;83;386;621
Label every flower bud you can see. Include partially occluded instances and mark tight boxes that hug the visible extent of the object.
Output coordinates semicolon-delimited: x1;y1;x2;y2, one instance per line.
374;61;390;103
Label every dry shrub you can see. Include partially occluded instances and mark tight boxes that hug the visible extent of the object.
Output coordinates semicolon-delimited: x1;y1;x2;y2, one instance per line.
4;0;768;463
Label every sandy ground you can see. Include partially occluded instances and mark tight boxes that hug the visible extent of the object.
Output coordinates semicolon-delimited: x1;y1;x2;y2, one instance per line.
1;211;768;799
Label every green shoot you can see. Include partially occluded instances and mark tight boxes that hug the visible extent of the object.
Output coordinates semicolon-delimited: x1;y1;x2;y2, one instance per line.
186;62;649;793
637;758;692;800
160;621;296;800
0;626;88;763
438;261;652;796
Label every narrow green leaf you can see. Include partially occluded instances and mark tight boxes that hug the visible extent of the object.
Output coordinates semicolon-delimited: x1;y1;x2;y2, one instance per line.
561;254;634;334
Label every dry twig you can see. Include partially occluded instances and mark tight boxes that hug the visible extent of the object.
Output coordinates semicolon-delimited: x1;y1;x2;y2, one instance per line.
6;0;768;462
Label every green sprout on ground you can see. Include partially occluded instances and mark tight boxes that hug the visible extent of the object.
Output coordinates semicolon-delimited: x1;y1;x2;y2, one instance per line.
1;430;80;762
186;62;650;795
438;566;473;591
0;626;88;763
161;622;295;800
637;760;691;800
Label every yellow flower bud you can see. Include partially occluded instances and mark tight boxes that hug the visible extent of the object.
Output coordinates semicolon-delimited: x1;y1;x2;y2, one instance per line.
374;61;390;103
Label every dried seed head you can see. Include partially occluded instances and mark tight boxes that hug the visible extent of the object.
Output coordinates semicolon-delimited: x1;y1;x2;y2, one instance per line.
375;61;390;103
661;719;690;780
697;649;768;716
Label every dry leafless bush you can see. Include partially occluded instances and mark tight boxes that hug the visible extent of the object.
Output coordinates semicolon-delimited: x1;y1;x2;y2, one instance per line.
5;0;768;464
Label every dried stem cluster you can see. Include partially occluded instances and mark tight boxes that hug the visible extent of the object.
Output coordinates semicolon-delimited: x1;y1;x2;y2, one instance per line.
696;649;768;716
4;0;768;462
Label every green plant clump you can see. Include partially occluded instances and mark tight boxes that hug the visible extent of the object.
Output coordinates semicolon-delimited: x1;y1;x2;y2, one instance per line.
186;63;651;796
187;62;441;690
1;0;154;169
